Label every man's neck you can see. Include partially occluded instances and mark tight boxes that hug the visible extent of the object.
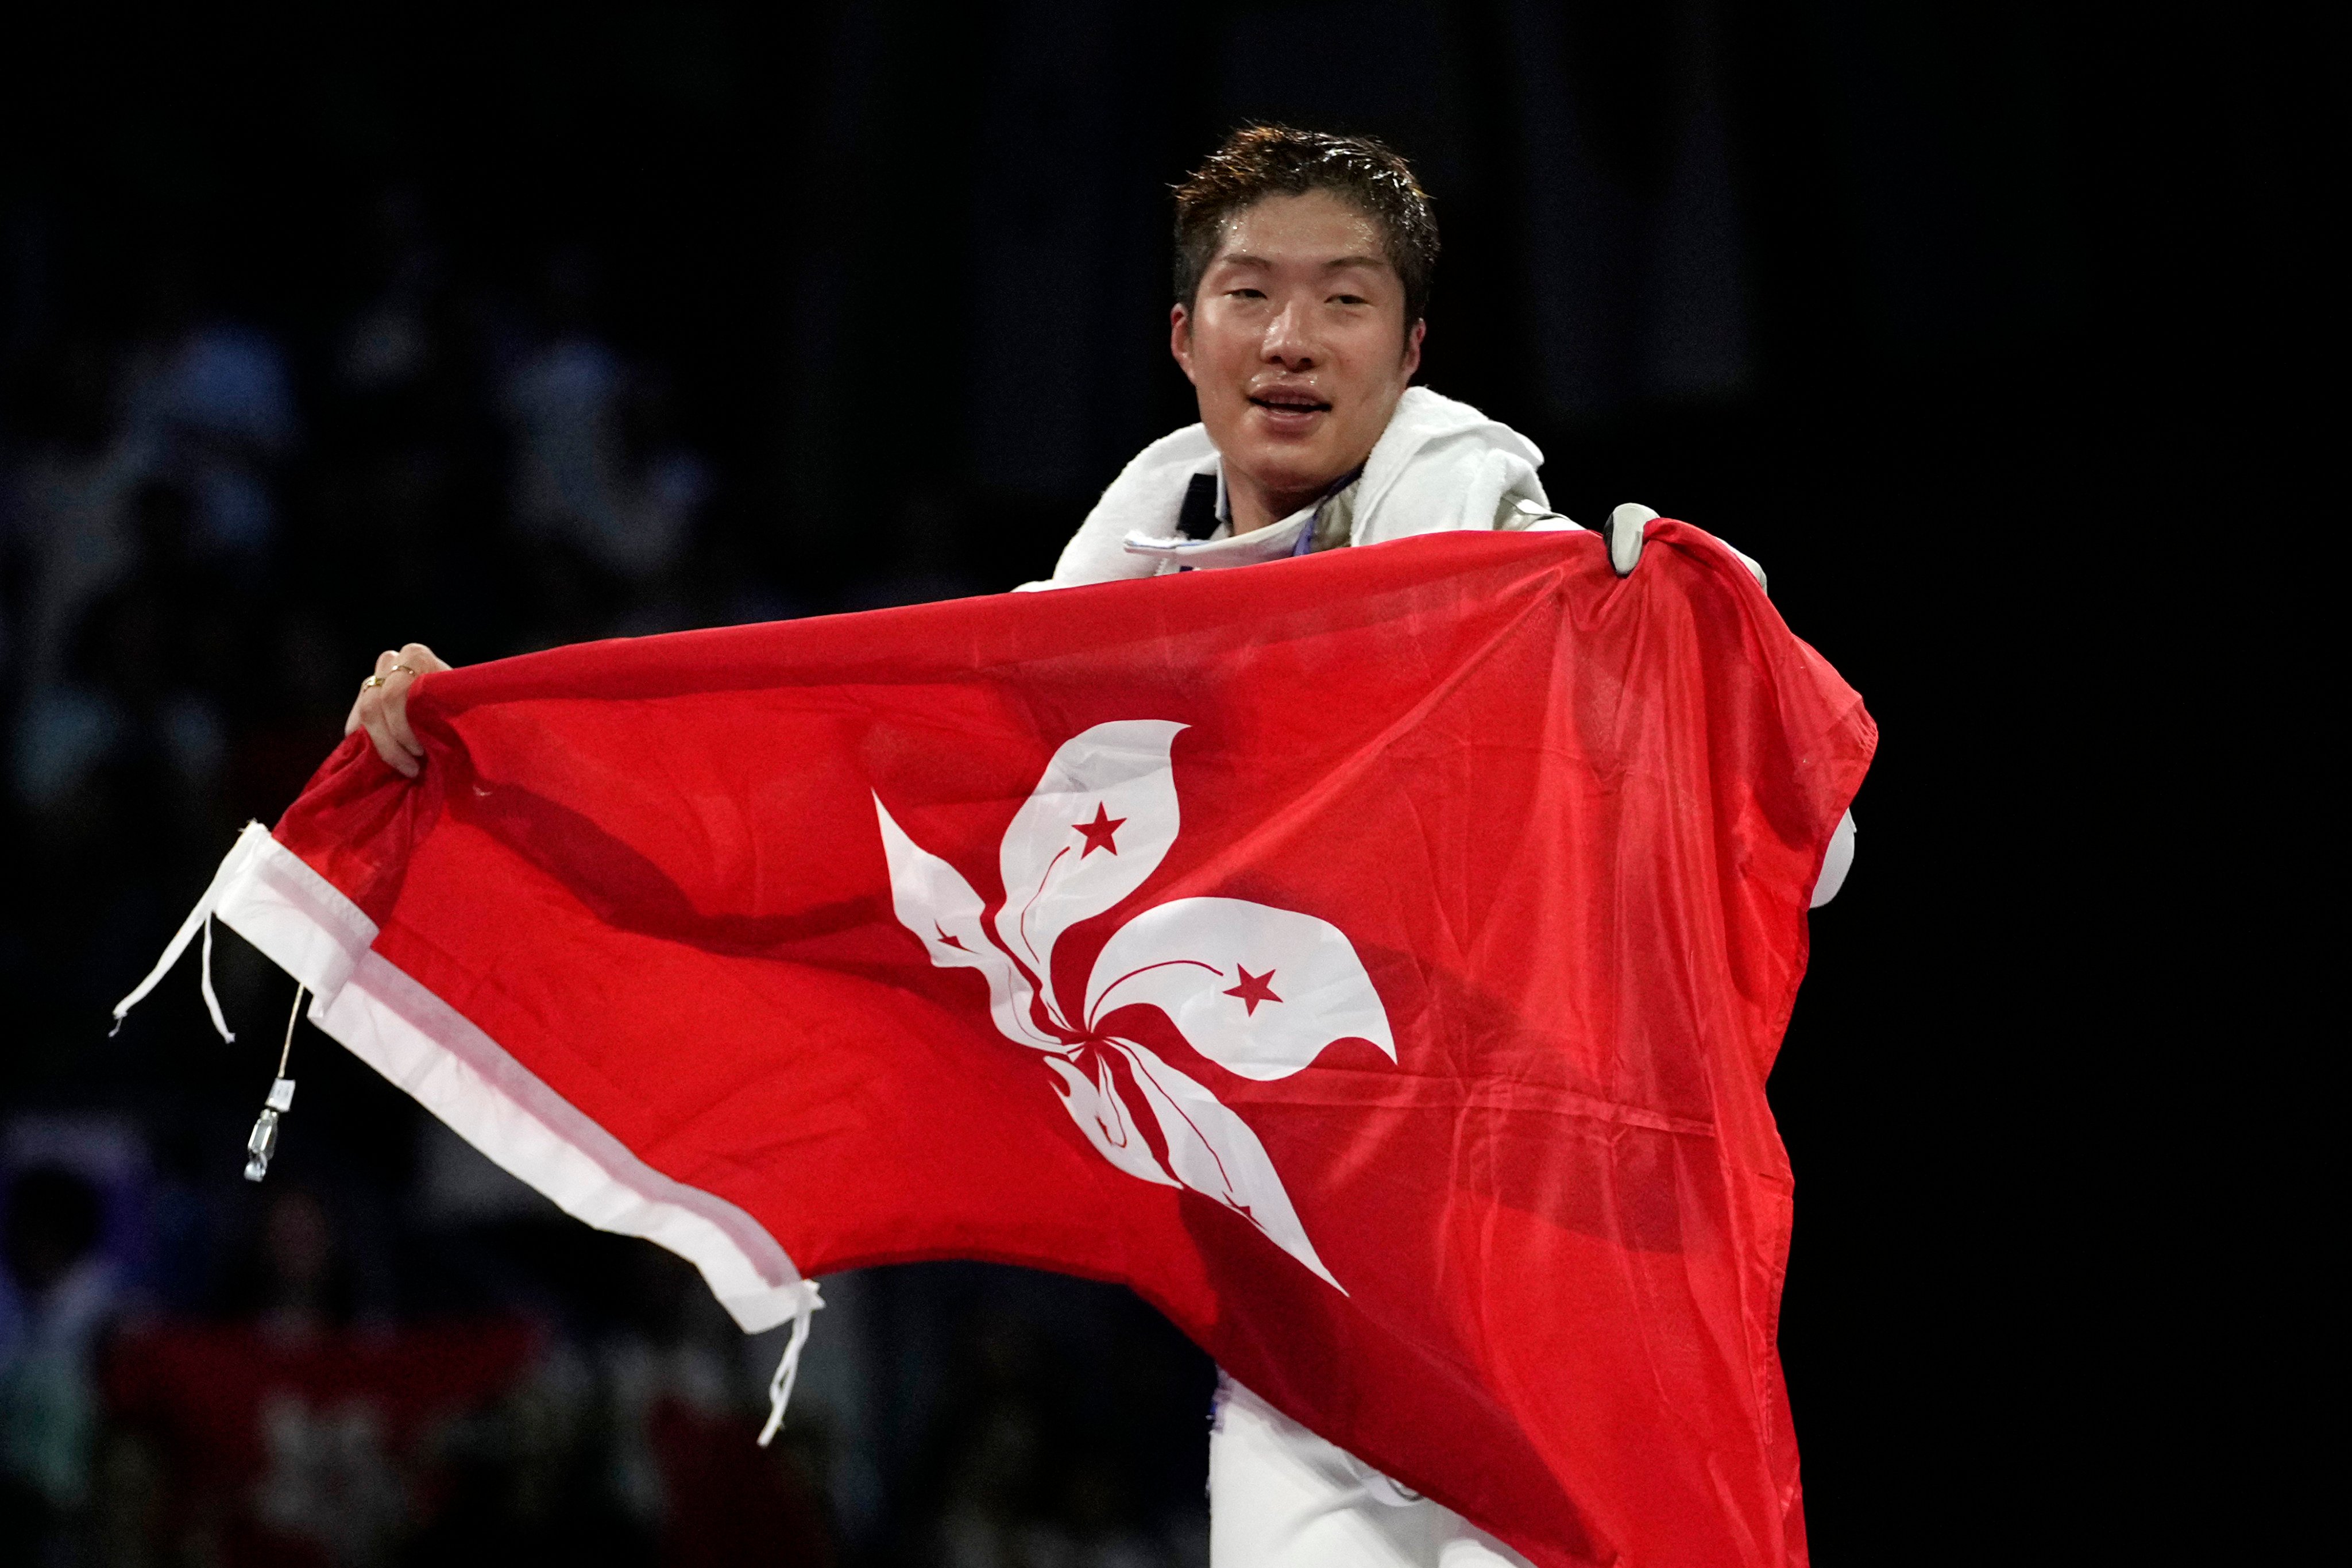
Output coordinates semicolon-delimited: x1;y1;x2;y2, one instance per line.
1226;468;1348;535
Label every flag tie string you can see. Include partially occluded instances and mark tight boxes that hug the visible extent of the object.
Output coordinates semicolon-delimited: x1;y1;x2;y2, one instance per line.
113;845;253;1042
756;1280;825;1447
109;831;314;1180
198;915;233;1042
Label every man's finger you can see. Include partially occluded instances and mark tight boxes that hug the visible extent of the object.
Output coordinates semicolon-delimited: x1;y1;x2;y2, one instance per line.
383;676;424;759
343;646;450;777
361;702;421;778
348;648;400;736
383;643;446;759
354;686;420;776
350;651;424;776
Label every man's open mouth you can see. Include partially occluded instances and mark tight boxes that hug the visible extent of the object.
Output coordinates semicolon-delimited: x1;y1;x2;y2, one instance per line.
1250;393;1332;414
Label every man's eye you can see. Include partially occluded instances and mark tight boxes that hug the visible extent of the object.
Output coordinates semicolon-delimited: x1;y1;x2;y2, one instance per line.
1330;294;1368;306
1227;288;1265;300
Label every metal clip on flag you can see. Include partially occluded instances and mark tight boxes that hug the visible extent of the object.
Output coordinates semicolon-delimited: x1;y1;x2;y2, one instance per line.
245;984;306;1181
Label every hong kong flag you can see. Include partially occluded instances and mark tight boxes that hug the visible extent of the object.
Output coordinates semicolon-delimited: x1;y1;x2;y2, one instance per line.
128;526;1870;1567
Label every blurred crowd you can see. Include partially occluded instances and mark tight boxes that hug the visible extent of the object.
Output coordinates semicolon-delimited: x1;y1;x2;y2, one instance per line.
0;189;1198;1567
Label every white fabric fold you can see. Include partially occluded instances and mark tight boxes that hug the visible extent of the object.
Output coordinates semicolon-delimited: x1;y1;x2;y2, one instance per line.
1119;508;1314;571
1345;387;1552;547
1810;810;1857;908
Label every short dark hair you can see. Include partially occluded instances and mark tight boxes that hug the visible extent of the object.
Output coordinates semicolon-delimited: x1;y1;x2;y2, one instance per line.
1173;125;1439;326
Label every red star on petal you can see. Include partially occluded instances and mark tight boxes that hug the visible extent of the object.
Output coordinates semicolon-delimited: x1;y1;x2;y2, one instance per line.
1072;802;1126;857
1223;965;1281;1016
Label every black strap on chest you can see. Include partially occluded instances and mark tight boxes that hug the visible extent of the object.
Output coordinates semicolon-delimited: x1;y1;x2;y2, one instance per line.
1177;473;1220;540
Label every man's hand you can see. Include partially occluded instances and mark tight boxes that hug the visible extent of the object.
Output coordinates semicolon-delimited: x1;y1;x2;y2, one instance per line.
1603;503;1659;577
1603;502;1768;592
343;643;451;778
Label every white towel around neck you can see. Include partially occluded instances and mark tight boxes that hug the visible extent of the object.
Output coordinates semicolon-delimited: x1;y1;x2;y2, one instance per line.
1033;387;1568;588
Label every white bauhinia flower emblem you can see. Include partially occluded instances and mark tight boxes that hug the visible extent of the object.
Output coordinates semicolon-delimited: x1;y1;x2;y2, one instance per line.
874;720;1395;1292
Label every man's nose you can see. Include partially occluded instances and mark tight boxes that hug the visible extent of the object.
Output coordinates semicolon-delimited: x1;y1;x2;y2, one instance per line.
1261;300;1317;369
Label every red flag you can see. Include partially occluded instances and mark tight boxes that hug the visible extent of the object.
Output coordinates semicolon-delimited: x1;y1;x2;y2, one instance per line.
165;526;1870;1567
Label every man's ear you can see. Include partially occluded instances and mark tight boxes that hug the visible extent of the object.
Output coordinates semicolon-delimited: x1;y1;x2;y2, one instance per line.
1170;304;1198;384
1402;318;1426;380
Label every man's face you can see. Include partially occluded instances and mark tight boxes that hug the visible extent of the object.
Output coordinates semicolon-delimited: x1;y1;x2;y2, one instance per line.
1172;190;1424;524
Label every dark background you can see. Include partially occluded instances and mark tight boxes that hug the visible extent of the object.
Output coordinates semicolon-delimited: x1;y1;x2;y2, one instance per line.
0;3;2292;1564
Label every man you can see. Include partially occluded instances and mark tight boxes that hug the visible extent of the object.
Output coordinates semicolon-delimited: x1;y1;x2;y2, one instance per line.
349;125;1853;1567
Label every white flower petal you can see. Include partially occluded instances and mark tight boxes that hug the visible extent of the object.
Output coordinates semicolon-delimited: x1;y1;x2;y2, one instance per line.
1040;1053;1181;1189
998;720;1187;982
874;793;1060;1046
1109;1038;1343;1292
1085;897;1394;1081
